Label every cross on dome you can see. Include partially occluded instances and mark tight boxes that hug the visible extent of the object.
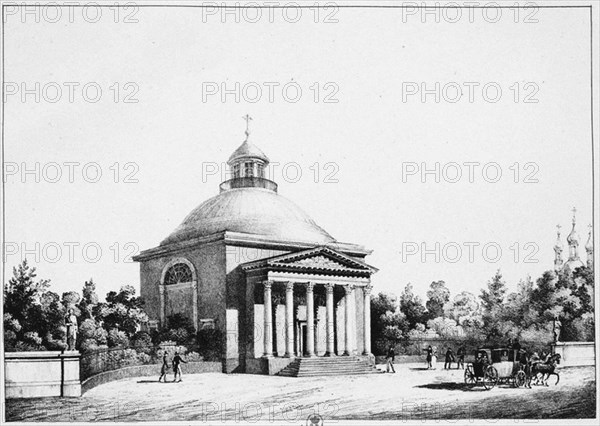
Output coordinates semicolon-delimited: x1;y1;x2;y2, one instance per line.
243;114;252;140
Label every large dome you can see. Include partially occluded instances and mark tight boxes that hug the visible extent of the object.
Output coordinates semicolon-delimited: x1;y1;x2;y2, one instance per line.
161;187;336;246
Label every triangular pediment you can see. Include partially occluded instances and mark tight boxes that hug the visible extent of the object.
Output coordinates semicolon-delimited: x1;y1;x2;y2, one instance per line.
277;254;354;270
241;246;377;275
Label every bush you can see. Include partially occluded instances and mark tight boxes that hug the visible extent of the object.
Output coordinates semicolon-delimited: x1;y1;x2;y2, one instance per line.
131;331;152;347
107;328;130;348
185;351;203;362
80;338;99;352
4;331;18;350
168;328;190;345
196;328;224;361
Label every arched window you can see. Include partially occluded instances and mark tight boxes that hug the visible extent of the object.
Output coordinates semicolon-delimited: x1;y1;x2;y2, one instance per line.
164;263;193;285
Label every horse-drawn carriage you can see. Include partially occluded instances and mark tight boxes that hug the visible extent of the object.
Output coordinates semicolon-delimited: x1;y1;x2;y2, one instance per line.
464;348;527;390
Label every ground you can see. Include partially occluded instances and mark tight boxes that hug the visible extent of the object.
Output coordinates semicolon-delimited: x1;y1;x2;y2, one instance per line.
5;363;596;422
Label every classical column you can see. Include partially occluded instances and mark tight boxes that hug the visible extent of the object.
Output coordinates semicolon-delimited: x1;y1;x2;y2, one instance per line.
306;282;315;357
325;284;335;356
350;285;357;355
343;284;353;356
285;282;295;358
192;281;199;331
158;284;166;327
263;280;273;358
363;284;372;355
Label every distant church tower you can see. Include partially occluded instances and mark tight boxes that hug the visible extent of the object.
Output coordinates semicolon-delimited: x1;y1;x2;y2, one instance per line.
553;225;564;273
586;224;594;270
560;208;586;276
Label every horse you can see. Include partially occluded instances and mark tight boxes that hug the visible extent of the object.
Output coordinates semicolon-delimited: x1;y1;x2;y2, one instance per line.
529;353;561;386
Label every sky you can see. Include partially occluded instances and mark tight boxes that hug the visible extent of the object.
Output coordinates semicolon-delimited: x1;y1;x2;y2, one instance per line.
2;2;597;302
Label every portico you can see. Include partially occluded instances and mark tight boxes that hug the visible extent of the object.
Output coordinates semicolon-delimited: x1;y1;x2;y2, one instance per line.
242;247;377;363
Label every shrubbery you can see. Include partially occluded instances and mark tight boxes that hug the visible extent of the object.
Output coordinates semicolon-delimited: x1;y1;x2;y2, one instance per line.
372;266;595;355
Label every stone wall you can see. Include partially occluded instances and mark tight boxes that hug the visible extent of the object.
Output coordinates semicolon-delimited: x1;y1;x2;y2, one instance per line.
5;351;81;399
552;342;595;367
81;361;222;393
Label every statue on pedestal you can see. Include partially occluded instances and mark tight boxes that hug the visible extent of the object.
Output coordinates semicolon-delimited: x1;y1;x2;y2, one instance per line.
65;308;78;351
553;315;562;343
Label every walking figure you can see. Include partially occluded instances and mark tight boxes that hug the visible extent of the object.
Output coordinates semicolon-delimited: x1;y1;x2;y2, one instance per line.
431;347;438;370
386;346;396;373
158;352;169;382
456;346;465;369
444;347;455;369
425;345;433;369
172;352;187;382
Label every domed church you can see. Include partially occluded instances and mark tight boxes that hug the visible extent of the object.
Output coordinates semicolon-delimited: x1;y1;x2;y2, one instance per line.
133;120;378;374
553;207;594;277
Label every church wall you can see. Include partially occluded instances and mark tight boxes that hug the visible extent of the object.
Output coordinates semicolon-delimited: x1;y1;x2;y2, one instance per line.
190;242;228;329
138;242;228;362
139;260;161;323
225;245;289;372
275;304;286;357
253;304;264;358
315;306;327;355
336;299;346;355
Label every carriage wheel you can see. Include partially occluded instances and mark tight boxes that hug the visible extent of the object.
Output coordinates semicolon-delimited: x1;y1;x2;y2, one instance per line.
514;370;526;388
483;366;498;390
464;369;475;385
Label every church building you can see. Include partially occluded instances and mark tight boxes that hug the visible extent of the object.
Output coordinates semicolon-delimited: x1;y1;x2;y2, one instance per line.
133;120;378;374
553;208;594;276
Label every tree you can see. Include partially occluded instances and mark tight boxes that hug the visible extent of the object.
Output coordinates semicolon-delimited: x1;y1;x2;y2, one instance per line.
399;283;427;329
3;260;66;351
77;280;99;321
95;285;147;337
370;292;399;348
425;280;450;319
479;270;508;341
445;291;482;327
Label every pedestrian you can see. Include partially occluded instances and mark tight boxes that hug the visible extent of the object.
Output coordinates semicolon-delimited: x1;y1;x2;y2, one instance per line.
386;346;396;373
456;346;465;369
425;345;433;369
513;339;521;352
444;347;454;369
158;351;169;382
172;351;187;382
431;347;438;370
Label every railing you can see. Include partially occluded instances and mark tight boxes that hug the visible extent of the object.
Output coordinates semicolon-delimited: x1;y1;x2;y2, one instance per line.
79;343;200;381
219;177;278;193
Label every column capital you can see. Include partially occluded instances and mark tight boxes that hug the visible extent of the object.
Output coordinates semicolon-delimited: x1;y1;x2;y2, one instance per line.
344;284;354;295
263;280;273;290
325;283;334;294
364;284;373;295
305;282;315;292
285;281;294;292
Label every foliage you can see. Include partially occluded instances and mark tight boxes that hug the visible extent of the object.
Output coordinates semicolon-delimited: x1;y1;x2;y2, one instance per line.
372;266;595;355
196;328;224;361
94;285;148;337
3;260;150;353
425;280;450;320
444;291;482;328
107;328;130;348
399;283;428;329
370;292;399;346
3;260;66;351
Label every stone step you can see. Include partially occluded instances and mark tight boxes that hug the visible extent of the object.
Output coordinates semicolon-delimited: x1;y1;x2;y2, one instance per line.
277;356;379;377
